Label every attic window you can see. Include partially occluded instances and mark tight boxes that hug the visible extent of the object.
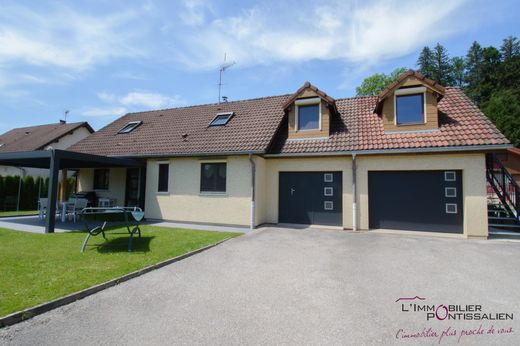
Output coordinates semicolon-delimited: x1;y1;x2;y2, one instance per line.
394;87;426;125
295;97;321;131
118;121;142;134
209;112;234;126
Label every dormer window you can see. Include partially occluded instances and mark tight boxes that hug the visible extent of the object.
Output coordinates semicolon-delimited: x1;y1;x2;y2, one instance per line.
295;98;321;131
394;87;426;125
209;112;234;126
118;121;142;134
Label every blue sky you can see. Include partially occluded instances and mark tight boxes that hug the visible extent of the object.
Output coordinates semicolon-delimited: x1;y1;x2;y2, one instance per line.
0;0;518;133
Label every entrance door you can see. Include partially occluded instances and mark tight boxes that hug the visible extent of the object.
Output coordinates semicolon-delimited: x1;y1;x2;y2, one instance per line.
279;172;342;226
125;168;140;207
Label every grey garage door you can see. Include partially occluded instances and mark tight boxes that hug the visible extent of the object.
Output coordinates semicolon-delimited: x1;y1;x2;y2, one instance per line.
279;172;342;226
368;170;463;233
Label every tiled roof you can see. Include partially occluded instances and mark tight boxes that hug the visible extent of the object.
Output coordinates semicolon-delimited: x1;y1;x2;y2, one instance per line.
0;122;93;153
68;95;290;157
282;81;336;110
69;87;509;158
269;87;509;153
378;70;445;101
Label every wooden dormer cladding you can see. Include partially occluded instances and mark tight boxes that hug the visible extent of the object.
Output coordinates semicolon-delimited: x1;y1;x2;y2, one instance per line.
375;70;445;133
283;82;336;139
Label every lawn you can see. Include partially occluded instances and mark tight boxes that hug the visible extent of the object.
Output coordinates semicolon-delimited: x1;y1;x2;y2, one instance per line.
0;226;240;317
0;210;38;217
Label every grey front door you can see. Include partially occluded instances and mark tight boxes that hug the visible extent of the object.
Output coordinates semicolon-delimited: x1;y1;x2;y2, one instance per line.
368;170;463;233
279;172;342;226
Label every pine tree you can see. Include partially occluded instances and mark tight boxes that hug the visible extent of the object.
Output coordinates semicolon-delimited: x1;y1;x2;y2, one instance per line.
432;43;453;86
464;41;484;104
451;56;465;87
417;46;435;78
499;36;520;98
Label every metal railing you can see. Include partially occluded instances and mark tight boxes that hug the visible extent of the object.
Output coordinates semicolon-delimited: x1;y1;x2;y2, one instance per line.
486;154;520;218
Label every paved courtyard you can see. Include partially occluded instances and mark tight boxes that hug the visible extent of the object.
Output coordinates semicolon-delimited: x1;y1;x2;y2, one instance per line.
1;227;520;345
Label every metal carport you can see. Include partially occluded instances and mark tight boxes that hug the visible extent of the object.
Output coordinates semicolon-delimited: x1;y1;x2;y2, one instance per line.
0;149;144;233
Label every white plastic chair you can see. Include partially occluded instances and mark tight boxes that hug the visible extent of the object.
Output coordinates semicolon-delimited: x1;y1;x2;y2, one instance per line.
67;198;89;223
38;198;48;220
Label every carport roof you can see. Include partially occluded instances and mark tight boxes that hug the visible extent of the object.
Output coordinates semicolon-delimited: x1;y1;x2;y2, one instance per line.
0;149;143;169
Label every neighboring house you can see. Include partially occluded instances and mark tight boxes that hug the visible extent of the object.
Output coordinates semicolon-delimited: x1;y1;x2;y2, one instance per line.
68;70;510;239
0;121;94;177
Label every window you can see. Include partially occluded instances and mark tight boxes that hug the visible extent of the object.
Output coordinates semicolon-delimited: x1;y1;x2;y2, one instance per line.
200;162;226;192
158;163;169;192
324;201;334;210
445;187;457;198
209;112;234;126
444;171;456;181
324;173;333;182
396;93;424;125
445;203;457;214
93;169;109;190
118;121;142;134
297;104;320;130
324;187;333;196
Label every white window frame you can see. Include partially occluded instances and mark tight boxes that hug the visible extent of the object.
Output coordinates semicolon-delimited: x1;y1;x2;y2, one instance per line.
324;173;333;182
156;161;170;194
324;187;333;196
445;203;457;214
324;201;334;210
118;121;142;134
394;87;427;126
445;187;457;198
295;97;321;132
444;171;456;181
209;112;234;126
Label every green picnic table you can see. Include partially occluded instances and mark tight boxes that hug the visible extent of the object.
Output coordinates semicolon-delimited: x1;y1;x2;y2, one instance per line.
80;207;145;252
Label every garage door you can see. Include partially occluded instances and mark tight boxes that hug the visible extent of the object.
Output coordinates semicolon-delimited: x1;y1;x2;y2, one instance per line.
279;172;342;226
368;170;463;233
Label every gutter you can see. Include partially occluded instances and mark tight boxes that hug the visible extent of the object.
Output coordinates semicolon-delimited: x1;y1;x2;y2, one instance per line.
352;154;357;232
248;153;256;230
261;144;512;158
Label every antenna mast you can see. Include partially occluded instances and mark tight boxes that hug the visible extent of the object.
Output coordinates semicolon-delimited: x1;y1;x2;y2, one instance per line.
218;53;236;104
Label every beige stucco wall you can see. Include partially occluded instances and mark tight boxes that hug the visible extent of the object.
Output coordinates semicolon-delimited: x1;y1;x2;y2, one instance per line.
259;156;353;227
145;156;252;226
77;168;126;206
355;153;488;238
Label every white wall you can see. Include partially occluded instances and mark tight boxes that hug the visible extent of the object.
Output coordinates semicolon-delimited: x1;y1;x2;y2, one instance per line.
77;168;127;206
145;156;252;226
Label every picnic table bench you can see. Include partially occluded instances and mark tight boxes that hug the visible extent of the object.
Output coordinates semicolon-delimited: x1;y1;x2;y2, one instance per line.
80;207;145;252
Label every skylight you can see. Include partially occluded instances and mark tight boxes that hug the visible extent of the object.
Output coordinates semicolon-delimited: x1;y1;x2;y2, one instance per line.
118;121;142;134
209;112;234;126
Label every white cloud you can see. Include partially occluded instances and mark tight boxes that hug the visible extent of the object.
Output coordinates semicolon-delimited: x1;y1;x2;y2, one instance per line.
82;90;185;118
171;0;467;69
0;4;144;71
119;92;184;109
81;106;128;118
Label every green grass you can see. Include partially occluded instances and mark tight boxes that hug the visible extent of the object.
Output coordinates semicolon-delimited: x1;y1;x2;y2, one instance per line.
0;210;38;217
0;226;240;317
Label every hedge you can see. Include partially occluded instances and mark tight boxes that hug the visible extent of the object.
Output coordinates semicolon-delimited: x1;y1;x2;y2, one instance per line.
0;175;76;211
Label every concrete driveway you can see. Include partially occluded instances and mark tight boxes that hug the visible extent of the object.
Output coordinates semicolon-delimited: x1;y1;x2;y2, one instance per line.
1;227;520;345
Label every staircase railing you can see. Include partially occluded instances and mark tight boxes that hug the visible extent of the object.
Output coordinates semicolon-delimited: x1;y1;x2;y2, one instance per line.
486;153;520;218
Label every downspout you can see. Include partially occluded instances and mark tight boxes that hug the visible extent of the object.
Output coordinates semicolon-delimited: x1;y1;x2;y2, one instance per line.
352;153;357;231
248;153;256;230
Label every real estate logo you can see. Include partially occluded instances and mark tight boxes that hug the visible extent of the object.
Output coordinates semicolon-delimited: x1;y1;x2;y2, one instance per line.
394;296;514;343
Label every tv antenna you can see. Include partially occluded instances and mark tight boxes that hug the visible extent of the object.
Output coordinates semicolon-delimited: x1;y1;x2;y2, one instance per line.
218;53;235;104
62;110;69;124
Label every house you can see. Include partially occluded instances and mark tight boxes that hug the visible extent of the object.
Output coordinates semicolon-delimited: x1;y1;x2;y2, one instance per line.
0;121;94;177
67;70;511;239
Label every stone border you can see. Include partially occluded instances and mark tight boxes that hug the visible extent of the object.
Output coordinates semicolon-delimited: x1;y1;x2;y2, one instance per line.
0;237;232;328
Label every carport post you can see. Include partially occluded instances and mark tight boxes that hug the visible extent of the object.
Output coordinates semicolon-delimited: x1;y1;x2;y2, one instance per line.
46;150;61;233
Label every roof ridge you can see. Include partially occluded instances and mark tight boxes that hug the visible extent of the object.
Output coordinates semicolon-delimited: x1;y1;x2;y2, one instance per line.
125;93;293;115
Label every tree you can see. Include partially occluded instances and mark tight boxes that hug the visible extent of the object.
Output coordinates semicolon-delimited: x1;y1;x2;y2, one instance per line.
450;56;465;87
417;46;435;78
482;90;520;146
355;67;407;96
464;41;484;104
499;36;520;98
479;46;502;103
431;43;453;85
